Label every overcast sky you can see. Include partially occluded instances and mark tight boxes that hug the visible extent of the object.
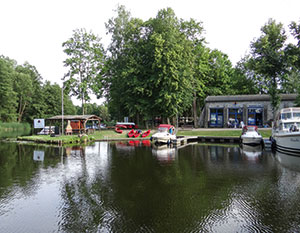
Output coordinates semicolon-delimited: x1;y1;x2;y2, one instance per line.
1;0;299;104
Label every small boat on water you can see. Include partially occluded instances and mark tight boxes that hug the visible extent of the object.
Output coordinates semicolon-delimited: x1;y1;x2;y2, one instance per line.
272;107;300;155
150;124;176;144
240;125;263;146
141;130;151;138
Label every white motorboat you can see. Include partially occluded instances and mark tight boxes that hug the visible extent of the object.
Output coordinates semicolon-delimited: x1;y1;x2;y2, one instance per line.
240;125;263;146
272;107;300;155
150;124;176;144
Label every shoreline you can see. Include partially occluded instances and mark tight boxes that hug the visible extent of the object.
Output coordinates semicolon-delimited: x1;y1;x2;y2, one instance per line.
15;128;272;146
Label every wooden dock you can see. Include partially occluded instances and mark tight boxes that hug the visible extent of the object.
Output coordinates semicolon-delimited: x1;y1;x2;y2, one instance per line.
172;136;240;145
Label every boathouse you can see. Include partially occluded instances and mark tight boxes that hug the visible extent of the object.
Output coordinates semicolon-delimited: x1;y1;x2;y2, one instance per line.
201;94;297;128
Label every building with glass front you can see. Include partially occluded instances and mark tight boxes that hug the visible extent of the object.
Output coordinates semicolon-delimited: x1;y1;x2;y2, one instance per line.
201;94;297;128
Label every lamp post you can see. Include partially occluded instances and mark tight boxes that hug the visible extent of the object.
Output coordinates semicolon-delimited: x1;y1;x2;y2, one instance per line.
61;82;64;136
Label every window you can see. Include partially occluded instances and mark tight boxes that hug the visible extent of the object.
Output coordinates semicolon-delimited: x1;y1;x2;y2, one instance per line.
248;108;263;126
228;108;243;127
210;108;223;127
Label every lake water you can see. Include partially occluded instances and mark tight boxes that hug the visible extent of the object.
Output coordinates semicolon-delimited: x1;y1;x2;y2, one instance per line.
1;141;300;232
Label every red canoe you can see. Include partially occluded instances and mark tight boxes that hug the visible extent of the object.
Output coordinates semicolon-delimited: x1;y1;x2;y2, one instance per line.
141;130;151;138
133;130;141;138
127;129;135;137
115;127;123;133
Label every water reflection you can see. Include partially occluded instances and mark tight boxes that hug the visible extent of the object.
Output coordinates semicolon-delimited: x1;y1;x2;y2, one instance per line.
275;151;300;172
1;142;300;232
33;150;45;162
152;144;176;163
240;144;263;162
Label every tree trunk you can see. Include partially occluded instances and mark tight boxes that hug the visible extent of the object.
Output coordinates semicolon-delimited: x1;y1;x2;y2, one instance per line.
193;93;197;128
18;101;27;123
82;97;85;115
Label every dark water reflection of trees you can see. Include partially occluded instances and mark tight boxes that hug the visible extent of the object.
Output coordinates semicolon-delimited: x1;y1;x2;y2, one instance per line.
1;142;300;232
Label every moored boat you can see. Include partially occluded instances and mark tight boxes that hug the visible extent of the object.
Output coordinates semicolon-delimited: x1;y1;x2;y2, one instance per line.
150;124;176;144
272;107;300;155
240;125;263;146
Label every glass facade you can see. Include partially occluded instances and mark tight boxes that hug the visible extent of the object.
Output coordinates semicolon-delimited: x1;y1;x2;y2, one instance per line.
228;108;243;127
210;108;223;127
247;108;263;126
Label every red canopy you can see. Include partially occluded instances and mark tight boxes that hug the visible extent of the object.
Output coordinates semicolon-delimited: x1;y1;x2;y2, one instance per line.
158;124;174;129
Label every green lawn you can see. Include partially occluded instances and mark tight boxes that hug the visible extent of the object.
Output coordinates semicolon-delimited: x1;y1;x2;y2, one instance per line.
177;129;272;138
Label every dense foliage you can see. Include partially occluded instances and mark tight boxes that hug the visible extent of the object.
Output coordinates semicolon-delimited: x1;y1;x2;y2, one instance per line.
0;56;76;123
105;6;237;126
62;28;106;115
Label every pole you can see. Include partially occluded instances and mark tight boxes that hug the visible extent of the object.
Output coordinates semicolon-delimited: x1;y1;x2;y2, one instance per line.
62;83;64;136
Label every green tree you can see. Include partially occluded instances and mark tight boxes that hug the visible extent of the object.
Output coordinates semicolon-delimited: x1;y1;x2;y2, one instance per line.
16;62;44;123
147;8;194;122
248;19;287;116
230;58;261;95
0;56;17;122
105;6;147;123
62;28;105;115
13;70;33;122
106;6;197;124
285;21;300;105
180;18;206;127
203;49;234;97
42;81;76;117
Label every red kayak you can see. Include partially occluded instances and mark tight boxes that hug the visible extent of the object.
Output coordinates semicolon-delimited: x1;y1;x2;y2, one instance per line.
115;127;123;133
141;130;151;138
127;129;135;137
133;130;141;138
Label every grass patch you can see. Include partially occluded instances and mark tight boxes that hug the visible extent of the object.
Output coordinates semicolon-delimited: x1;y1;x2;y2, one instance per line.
177;129;272;138
0;122;31;132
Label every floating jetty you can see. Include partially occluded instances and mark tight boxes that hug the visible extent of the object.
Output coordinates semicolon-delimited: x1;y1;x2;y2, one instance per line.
172;136;240;146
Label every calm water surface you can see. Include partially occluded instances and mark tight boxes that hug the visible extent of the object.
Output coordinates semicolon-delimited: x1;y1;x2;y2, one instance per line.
0;141;300;232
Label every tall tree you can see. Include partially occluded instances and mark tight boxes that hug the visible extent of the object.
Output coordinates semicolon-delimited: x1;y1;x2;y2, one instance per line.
229;57;265;95
62;28;105;115
203;49;234;97
16;62;44;123
0;57;17;122
180;18;206;127
286;21;300;106
13;70;33;122
106;6;147;123
147;8;194;122
248;19;287;116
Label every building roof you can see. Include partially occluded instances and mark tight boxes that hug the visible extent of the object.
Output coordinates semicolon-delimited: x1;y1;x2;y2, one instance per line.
47;115;101;121
205;94;297;103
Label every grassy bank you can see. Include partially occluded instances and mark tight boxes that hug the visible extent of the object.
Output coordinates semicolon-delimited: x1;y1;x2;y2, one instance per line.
0;122;31;139
18;134;94;145
0;122;31;132
177;128;272;138
17;128;272;145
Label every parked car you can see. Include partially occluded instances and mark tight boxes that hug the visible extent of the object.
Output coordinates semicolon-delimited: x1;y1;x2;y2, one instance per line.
37;126;55;135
